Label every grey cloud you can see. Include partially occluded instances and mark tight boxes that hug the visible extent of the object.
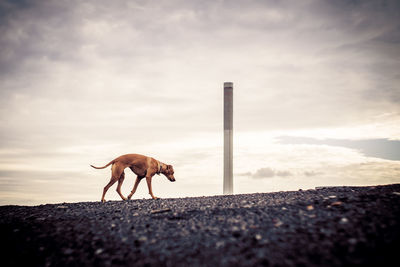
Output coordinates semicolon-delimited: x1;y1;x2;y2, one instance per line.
253;168;275;178
278;136;400;161
0;169;98;205
276;170;292;177
0;169;81;180
249;167;292;179
1;0;399;135
0;1;83;77
0;169;87;193
304;171;323;177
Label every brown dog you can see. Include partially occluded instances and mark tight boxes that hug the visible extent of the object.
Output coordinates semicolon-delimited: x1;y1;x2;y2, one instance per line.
91;154;175;202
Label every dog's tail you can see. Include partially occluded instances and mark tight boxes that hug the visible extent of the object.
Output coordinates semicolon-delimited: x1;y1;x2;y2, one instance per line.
90;160;114;170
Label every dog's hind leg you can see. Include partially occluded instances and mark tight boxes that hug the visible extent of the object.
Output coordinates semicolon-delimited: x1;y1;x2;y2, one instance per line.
116;171;127;200
127;176;142;200
101;177;118;203
101;164;123;203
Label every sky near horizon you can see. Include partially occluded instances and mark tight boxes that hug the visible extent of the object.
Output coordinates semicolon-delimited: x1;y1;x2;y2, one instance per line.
1;0;399;205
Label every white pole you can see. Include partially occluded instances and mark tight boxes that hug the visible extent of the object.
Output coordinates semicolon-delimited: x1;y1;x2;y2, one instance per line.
223;82;233;195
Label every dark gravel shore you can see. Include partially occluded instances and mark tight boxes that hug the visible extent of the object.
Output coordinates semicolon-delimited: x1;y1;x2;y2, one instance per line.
1;184;400;267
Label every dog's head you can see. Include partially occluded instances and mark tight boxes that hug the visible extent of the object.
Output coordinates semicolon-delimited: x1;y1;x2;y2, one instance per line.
163;164;176;182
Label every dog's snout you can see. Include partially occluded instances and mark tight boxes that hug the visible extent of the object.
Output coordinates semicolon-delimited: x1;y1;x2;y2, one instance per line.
170;178;176;182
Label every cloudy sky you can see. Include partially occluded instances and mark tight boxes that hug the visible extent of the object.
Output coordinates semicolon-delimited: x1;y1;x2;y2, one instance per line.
1;0;399;205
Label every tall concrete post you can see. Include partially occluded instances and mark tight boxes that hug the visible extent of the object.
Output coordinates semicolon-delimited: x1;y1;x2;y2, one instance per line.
224;82;233;195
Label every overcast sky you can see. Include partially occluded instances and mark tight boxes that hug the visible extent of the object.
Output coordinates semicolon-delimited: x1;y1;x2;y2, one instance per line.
1;0;399;205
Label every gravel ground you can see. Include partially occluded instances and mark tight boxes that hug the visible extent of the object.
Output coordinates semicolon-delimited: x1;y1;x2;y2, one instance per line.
1;184;400;267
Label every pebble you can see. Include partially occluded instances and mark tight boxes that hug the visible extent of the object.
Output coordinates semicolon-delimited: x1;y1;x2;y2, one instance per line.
215;241;225;248
139;236;148;242
231;226;240;232
95;248;103;255
63;248;74;255
348;238;357;245
340;218;349;224
274;219;283;227
151;208;171;214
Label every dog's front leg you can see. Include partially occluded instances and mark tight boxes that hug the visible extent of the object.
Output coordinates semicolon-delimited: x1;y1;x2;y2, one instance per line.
146;176;158;199
127;176;142;200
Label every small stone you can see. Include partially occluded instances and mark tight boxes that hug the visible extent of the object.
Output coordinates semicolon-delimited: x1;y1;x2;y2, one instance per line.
392;192;400;196
63;248;74;255
95;248;103;255
340;217;349;224
348;238;357;245
331;201;343;206
231;226;240;232
274;219;283;227
138;236;147;242
216;241;225;248
56;205;68;209
306;205;314;211
255;234;262;241
281;207;287;210
151;208;171;214
328;195;337;199
111;223;116;228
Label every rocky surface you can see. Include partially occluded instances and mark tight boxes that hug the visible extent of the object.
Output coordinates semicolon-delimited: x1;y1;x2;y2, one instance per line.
1;184;400;266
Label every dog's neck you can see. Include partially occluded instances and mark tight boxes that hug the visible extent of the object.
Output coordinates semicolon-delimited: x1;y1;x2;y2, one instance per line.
157;161;163;175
